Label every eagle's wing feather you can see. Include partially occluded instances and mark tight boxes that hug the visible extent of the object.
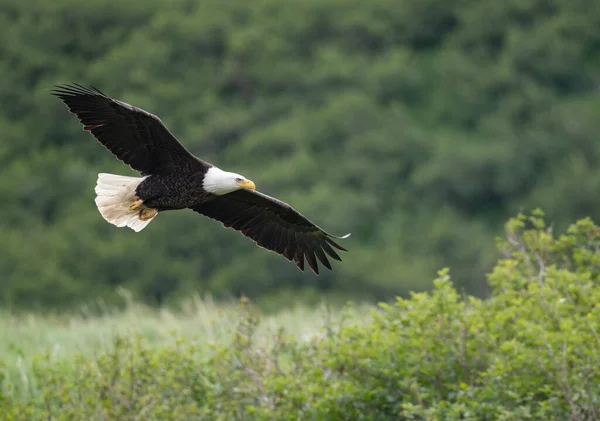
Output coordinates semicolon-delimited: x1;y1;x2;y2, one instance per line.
190;189;349;274
52;83;205;175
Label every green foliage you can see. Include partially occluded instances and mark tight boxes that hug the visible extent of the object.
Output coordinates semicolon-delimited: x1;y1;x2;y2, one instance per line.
2;213;600;419
2;0;600;308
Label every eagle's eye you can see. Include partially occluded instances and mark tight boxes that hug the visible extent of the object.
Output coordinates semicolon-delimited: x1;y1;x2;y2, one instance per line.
235;177;243;182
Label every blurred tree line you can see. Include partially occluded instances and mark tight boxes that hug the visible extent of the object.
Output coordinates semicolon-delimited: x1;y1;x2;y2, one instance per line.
1;0;599;310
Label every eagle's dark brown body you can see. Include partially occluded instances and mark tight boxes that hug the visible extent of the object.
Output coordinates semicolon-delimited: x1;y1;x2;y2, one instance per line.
52;83;350;274
136;169;213;211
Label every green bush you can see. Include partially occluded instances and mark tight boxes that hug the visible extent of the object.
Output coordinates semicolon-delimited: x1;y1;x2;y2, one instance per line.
2;211;599;420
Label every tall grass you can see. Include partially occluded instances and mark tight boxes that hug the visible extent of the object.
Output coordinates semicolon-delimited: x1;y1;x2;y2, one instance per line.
0;294;371;400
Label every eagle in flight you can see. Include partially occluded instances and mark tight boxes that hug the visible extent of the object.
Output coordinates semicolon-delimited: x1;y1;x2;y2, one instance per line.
52;84;349;274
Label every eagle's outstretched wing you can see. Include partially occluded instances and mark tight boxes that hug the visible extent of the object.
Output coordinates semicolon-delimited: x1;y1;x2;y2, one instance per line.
191;189;350;274
52;84;205;175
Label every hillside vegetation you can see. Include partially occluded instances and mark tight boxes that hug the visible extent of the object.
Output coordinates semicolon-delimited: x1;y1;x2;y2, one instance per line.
2;0;600;307
2;212;599;419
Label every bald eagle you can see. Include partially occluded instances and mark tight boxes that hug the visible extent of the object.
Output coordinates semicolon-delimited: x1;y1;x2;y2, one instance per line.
52;84;349;274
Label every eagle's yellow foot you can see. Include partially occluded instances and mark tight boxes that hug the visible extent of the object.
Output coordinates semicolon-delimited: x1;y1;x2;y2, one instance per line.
139;208;157;221
129;199;144;211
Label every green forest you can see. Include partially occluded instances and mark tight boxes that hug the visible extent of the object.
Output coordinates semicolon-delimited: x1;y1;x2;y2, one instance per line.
2;0;600;310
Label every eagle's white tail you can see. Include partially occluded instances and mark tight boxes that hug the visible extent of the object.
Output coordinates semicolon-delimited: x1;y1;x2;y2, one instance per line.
94;173;156;232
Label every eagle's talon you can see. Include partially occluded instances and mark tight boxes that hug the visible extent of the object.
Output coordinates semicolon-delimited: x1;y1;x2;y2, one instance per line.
129;199;144;211
139;208;157;221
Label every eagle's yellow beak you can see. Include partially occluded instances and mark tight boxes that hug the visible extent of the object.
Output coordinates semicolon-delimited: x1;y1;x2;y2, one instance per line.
237;179;256;190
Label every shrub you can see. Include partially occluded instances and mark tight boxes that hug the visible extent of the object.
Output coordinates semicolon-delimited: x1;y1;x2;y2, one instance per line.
2;211;599;420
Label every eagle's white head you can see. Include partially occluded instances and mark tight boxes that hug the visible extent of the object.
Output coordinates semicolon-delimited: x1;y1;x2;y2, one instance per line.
203;167;256;195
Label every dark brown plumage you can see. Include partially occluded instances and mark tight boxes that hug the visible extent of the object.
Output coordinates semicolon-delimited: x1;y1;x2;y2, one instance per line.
52;83;350;274
52;84;202;175
191;189;347;273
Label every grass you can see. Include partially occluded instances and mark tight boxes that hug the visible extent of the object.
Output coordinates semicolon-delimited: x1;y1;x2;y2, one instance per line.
0;294;372;400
